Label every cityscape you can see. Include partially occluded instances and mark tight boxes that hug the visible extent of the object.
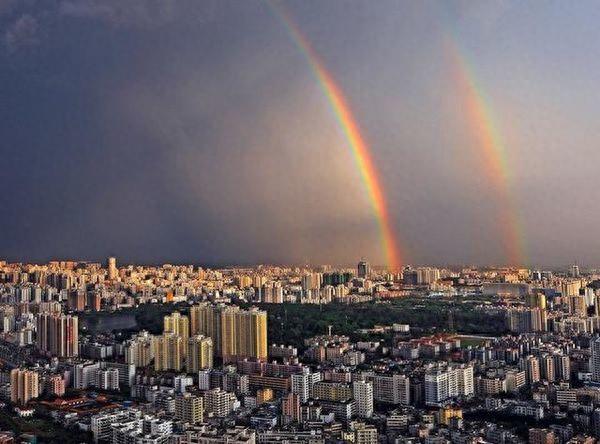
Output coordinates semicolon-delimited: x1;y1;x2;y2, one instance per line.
2;1;600;443
0;259;600;443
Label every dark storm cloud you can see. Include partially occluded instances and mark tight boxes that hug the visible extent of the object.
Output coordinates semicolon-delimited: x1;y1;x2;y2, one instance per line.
0;0;379;266
0;0;17;16
1;0;600;267
4;14;38;52
58;0;217;27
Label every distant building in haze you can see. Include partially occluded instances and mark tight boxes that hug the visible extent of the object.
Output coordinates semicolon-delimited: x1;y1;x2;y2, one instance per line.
357;260;370;279
107;256;117;280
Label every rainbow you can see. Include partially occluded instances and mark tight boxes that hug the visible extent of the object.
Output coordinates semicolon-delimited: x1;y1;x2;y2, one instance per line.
269;3;403;270
447;41;525;266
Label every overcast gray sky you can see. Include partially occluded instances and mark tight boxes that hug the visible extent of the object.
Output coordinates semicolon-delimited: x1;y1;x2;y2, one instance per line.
1;0;599;268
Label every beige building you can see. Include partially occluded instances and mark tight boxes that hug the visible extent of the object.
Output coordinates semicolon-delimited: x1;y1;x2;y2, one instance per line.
153;332;185;371
11;369;39;406
347;422;378;444
124;331;154;368
164;312;190;341
187;335;213;373
313;382;353;401
189;304;267;363
175;393;204;424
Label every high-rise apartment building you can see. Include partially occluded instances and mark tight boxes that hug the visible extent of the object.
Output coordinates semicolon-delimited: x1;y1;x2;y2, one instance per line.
595;294;600;317
282;393;301;423
187;335;213;373
107;257;117;281
313;382;353;401
291;369;322;402
190;304;267;363
102;362;136;388
357;260;370;279
424;364;473;406
301;273;322;291
124;331;154;368
591;337;600;382
540;355;555;382
45;374;65;397
352;380;374;418
415;267;441;285
234;275;252;289
554;354;571;381
522;355;541;384
505;369;526;393
163;311;190;359
73;362;100;389
36;313;78;358
203;388;237;417
190;304;206;336
261;282;284;303
526;293;547;310
86;291;102;311
164;312;190;340
506;308;546;333
562;280;582;298
371;374;410;405
153;333;185;372
96;368;119;390
67;290;85;311
568;295;587;317
10;369;39;406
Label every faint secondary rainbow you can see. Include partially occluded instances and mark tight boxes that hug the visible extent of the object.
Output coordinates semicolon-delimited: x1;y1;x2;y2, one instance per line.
447;40;526;266
269;3;403;270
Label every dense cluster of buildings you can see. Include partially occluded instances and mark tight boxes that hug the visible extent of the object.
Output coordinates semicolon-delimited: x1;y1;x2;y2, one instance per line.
3;259;600;442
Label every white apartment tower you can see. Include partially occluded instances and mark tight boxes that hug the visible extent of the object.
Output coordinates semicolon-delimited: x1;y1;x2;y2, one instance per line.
352;380;374;418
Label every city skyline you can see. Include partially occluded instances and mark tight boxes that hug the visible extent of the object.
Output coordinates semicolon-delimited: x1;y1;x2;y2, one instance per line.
1;243;600;442
0;256;593;273
2;1;600;267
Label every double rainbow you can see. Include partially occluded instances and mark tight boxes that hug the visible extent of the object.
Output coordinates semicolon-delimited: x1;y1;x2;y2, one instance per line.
270;4;525;267
270;4;403;270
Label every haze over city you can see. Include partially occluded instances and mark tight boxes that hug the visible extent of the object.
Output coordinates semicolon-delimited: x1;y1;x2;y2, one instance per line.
2;0;600;267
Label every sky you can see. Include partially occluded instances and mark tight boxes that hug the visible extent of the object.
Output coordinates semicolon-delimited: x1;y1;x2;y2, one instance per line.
1;0;600;268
